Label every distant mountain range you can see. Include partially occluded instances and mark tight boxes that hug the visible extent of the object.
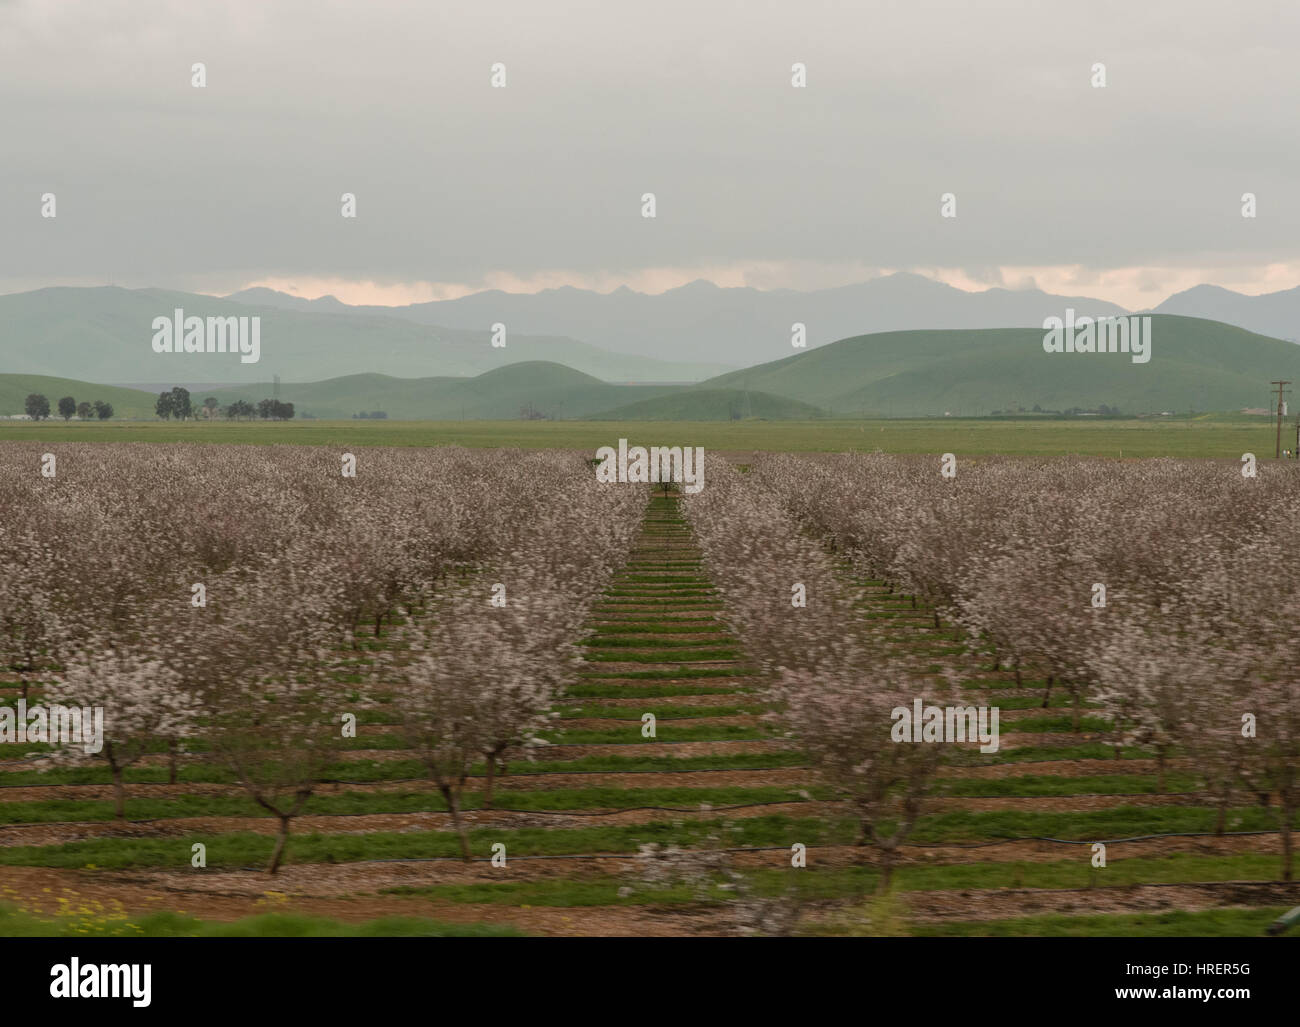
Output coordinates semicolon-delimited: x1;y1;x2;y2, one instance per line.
225;275;1300;363
1151;284;1300;343
0;286;733;385
5;277;1300;395
225;274;1137;366
4;315;1297;420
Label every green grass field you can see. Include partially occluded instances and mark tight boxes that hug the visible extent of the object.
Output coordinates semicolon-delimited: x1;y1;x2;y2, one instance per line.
0;414;1289;458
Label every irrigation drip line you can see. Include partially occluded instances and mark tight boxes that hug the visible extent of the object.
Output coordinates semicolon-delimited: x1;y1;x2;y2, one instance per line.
904;879;1300;897
0;799;817;830
0;765;816;790
183;736;785;753
948;754;1167;766
227;834;1296;871
935;791;1207;799
0;791;1268;832
542;739;786;748
0;799;1287;848
551;717;763;724
236;845;798;869
354;714;765;726
916;829;1284;849
0;747;1179;778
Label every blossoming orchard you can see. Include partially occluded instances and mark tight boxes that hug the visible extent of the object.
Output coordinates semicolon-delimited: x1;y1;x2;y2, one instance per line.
0;440;1296;937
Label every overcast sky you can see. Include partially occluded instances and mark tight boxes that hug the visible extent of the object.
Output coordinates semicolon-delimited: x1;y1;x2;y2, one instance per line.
2;0;1298;307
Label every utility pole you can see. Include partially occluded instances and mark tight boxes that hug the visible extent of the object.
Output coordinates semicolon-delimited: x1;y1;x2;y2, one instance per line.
1271;380;1292;458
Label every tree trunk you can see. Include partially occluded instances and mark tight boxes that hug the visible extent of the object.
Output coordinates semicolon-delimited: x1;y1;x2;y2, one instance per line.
483;755;496;809
877;848;895;894
1041;675;1053;708
443;787;472;862
1156;747;1167;794
1283;813;1294;883
111;765;125;820
1283;784;1296;883
932;611;940;629
268;814;292;874
1014;659;1022;687
1214;794;1228;837
167;739;178;785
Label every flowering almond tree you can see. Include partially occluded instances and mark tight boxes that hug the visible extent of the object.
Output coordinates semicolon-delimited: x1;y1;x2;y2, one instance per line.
1253;661;1300;881
753;451;1300;880
398;582;572;817
388;461;642;850
1226;537;1300;880
1089;534;1254;787
779;657;942;890
205;662;347;875
191;556;353;875
0;526;63;703
388;631;493;861
44;644;199;819
684;457;944;888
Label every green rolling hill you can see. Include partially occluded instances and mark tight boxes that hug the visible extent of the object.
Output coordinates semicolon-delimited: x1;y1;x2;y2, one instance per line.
202;362;678;420
4;315;1297;423
0;375;157;419
699;316;1300;416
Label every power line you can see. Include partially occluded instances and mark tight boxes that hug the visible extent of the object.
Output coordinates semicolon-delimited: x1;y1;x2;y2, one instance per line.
1271;380;1292;458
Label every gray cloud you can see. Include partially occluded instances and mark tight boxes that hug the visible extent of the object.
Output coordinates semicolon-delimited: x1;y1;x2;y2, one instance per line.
1;0;1297;295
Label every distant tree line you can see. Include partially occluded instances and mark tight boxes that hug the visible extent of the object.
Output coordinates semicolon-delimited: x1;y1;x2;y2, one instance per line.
352;410;388;419
17;387;296;422
989;403;1125;417
155;387;192;420
155;387;294;421
23;393;113;420
254;399;295;420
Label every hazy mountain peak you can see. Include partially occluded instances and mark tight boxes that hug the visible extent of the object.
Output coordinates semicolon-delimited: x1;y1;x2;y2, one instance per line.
0;285;736;385
1164;283;1244;300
